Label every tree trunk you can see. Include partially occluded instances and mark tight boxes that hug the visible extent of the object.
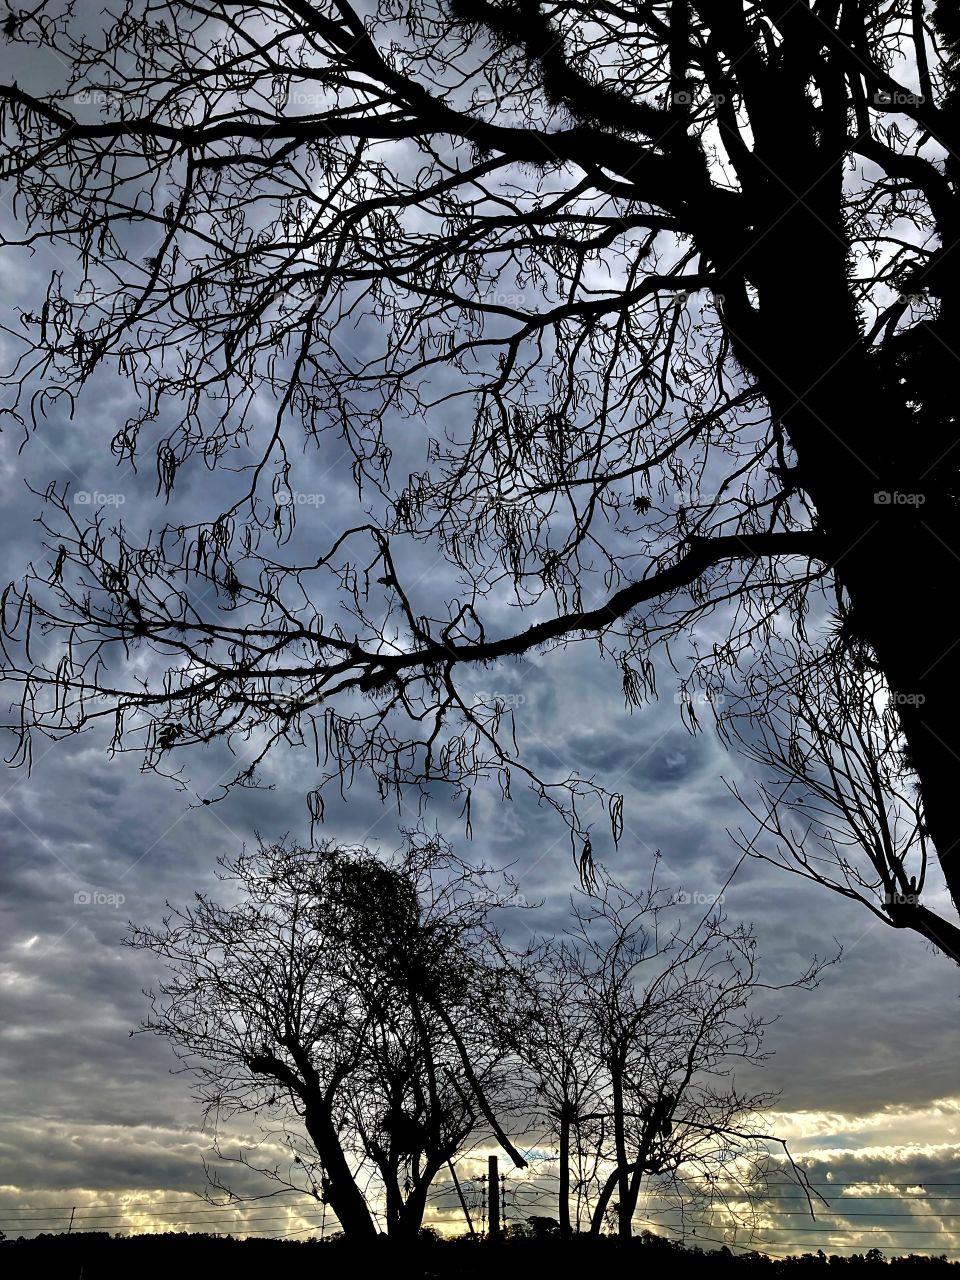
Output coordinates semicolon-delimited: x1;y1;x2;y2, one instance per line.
766;318;960;935
303;1104;378;1240
394;1164;438;1240
382;1156;404;1237
589;1166;618;1237
624;1162;644;1229
698;68;960;946
590;1159;647;1236
611;1066;631;1238
558;1103;572;1240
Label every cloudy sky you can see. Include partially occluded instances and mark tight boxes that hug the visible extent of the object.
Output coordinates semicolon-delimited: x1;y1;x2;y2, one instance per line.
1;9;959;1261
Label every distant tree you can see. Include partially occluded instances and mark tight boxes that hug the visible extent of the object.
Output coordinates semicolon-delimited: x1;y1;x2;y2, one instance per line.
3;1;960;963
126;834;530;1239
512;939;603;1240
518;860;823;1238
505;1214;562;1239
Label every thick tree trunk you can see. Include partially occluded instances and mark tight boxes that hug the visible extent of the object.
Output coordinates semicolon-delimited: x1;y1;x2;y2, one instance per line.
303;1104;378;1240
589;1157;649;1236
699;68;960;949
393;1163;439;1240
765;314;960;937
588;1164;620;1237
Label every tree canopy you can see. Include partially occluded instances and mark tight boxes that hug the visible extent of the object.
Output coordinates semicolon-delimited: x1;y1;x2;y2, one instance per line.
2;0;959;956
127;833;530;1238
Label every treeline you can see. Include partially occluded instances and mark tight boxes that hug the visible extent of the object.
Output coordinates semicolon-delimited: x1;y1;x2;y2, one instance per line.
1;1230;958;1279
125;836;821;1239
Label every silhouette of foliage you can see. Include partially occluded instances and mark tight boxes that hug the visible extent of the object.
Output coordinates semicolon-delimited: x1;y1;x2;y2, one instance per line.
126;832;531;1239
3;1228;960;1278
2;1;960;956
517;860;825;1238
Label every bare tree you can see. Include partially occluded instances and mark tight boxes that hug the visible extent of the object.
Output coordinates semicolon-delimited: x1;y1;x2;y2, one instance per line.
511;939;602;1239
2;2;960;954
725;637;960;963
126;833;529;1239
517;861;824;1238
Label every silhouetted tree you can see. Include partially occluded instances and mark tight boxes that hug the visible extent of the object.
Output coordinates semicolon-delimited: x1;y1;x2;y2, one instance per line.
519;861;824;1238
126;833;529;1239
515;940;600;1239
726;638;960;963
2;2;960;955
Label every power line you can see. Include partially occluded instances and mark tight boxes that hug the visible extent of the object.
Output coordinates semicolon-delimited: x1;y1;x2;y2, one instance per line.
0;1193;315;1212
0;1207;325;1224
9;1178;960;1254
746;1212;960;1219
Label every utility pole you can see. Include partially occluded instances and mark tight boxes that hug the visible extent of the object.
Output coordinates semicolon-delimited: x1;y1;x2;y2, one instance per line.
447;1159;475;1237
487;1155;500;1241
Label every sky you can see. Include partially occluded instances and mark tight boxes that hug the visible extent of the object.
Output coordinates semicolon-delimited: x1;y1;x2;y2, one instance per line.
1;4;960;1261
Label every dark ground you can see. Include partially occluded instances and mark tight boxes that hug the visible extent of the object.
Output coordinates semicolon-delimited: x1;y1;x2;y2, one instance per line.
1;1231;957;1278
